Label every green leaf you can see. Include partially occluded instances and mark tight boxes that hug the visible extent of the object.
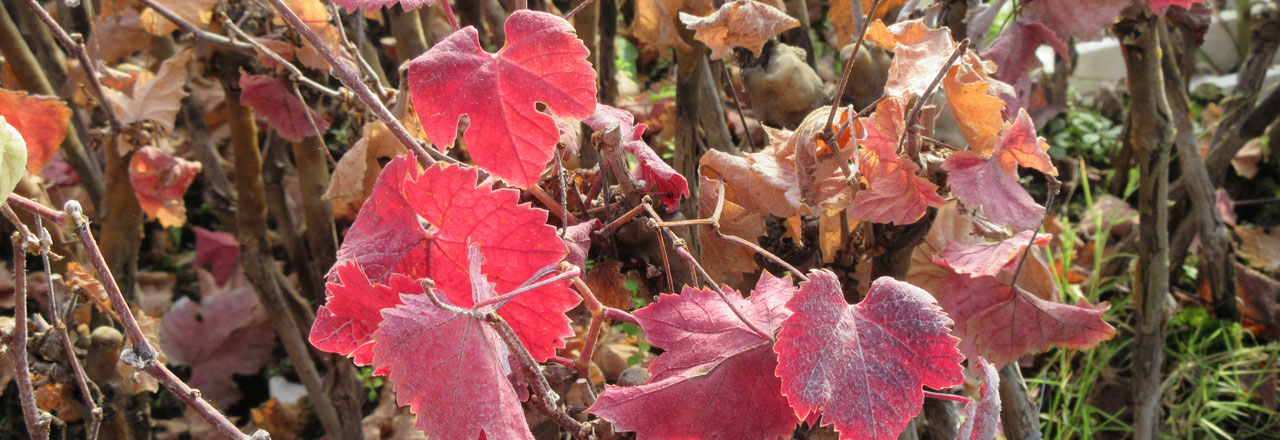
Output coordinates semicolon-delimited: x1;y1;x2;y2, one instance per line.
0;116;28;204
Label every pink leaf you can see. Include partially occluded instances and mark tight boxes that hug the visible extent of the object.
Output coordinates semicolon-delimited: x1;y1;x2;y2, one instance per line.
331;0;435;12
324;155;578;361
851;97;945;225
944;109;1055;231
980;21;1068;109
128;146;201;228
372;283;534;439
956;358;1001;440
161;270;276;407
193;227;239;286
562;218;601;272
408;10;597;187
310;261;420;369
1021;0;1129;41
584;104;690;211
937;230;1051;278
934;272;1115;366
238;73;331;142
590;272;800;439
775;270;964;440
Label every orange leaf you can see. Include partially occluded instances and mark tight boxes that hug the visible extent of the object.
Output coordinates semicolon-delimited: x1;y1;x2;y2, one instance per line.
128;147;202;228
0;88;71;174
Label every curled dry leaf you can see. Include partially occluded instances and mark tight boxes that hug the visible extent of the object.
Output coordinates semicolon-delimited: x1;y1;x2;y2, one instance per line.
941;55;1007;155
323;99;417;218
276;0;351;70
774;271;965;440
590;272;799;439
740;43;828;129
865;19;957;98
584;104;689;211
128;146;202;228
105;49;193;134
408;10;597;188
1236;225;1280;273
632;0;715;54
678;0;800;59
0;88;70;174
697;175;765;289
238;73;331;142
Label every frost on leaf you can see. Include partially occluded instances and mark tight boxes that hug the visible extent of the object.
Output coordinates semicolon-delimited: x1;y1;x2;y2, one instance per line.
238;73;331;142
105;49;192;133
1020;0;1129;41
590;272;799;439
0;117;27;204
408;10;597;188
584;105;689;211
161;270;276;407
0;89;70;175
128;147;202;228
956;358;1000;440
678;0;800;59
934;235;1115;366
944;109;1057;231
193;227;240;286
372;283;534;439
311;261;420;368
331;0;436;12
850;96;945;224
328;156;578;361
774;270;964;440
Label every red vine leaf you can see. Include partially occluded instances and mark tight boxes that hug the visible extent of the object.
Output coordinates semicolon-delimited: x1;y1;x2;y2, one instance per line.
0;88;71;174
851;96;945;224
957;357;1001;440
193;227;240;286
590;272;799;439
372;278;534;439
678;0;800;59
1021;0;1129;41
128;146;202;228
937;230;1050;278
774;270;964;439
408;10;597;188
326;156;578;361
944;109;1056;231
865;20;957;98
584;104;689;211
238;73;331;142
161;270;276;407
310;261;420;369
980;21;1069;113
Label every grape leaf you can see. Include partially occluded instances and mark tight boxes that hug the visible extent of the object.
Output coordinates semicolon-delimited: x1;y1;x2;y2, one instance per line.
584;104;689;211
934;272;1115;366
193;227;239;287
105;49;192;133
774;270;964;440
331;0;435;12
0;117;26;204
678;0;800;59
1021;0;1129;41
329;156;578;361
161;270;276;407
980;21;1069;115
941;58;1006;155
937;230;1050;278
562;219;602;272
865;19;957;98
850;96;945;224
310;261;420;369
1149;0;1208;14
956;358;1000;440
906;201;989;294
238;73;331;142
372;271;534;439
830;0;909;47
698;175;765;288
0;88;70;174
408;10;597;188
944;109;1057;231
590;272;800;439
128;146;202;228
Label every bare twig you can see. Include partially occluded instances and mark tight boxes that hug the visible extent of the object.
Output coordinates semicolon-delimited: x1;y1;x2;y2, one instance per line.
718;60;756;151
529;183;581;225
825;0;884;137
329;2;388;101
34;217;101;440
473;266;582;309
136;0;251;51
18;0;124;132
5;232;51;440
64;201;263;439
485;312;591;439
259;0;450;169
6;194;66;225
222;16;342;98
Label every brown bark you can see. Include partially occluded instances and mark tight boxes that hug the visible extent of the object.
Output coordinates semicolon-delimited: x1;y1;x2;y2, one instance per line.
291;135;339;301
1117;14;1173;439
224;87;357;440
97;136;142;301
997;365;1042;440
1159;23;1237;321
598;0;618;105
1201;6;1279;186
182;102;238;231
390;5;428;63
780;0;815;67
